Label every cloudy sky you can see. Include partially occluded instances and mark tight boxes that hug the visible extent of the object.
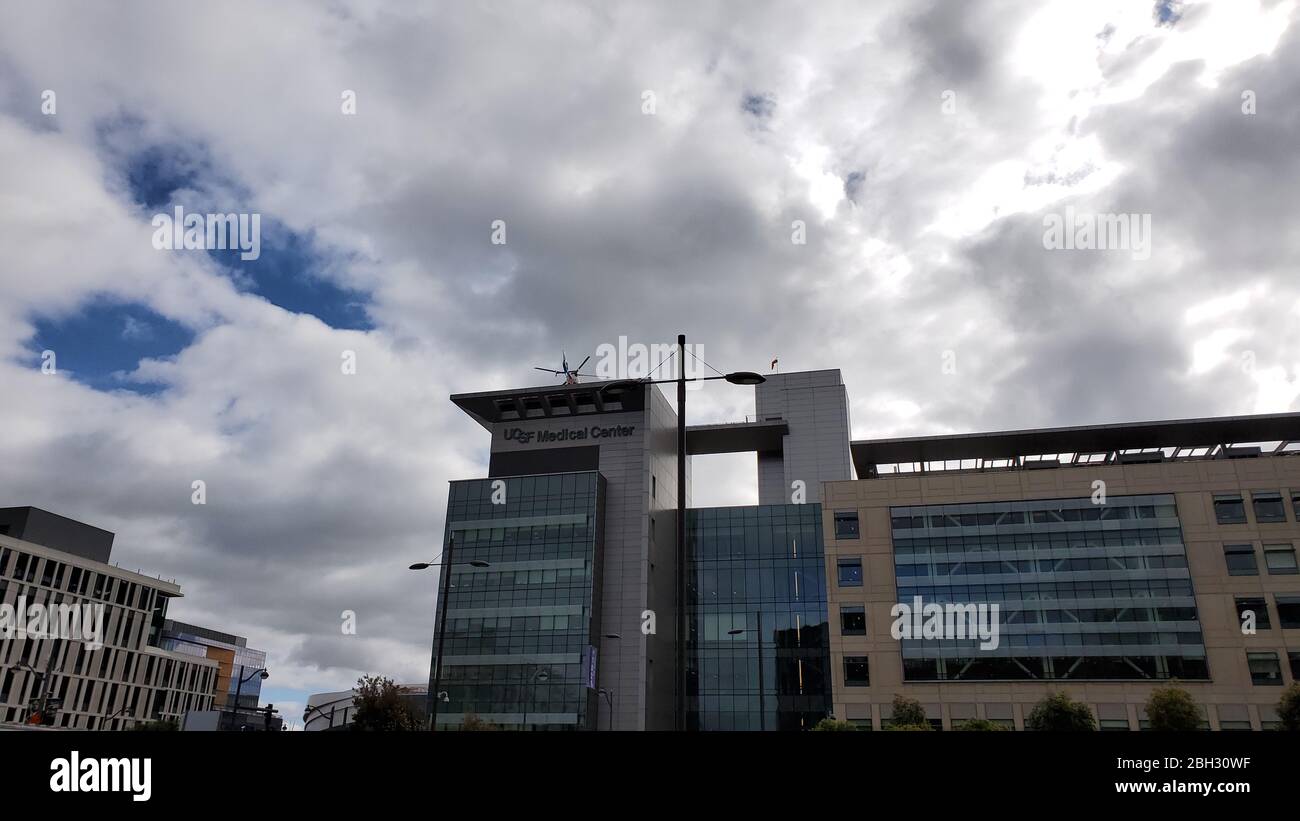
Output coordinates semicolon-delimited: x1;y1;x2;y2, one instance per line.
2;0;1298;723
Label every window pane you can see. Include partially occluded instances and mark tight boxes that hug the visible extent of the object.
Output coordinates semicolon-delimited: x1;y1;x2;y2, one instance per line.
1214;496;1246;525
837;558;863;587
1264;546;1298;575
834;511;860;539
1224;545;1258;576
1253;493;1286;523
840;606;866;636
1248;652;1282;685
843;656;869;686
1234;597;1271;630
1276;596;1300;629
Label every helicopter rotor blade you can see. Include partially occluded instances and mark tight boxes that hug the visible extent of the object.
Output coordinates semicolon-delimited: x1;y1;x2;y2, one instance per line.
576;355;591;372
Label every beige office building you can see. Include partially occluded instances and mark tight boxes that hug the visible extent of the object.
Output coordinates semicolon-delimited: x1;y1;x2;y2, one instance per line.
0;507;220;729
822;414;1300;730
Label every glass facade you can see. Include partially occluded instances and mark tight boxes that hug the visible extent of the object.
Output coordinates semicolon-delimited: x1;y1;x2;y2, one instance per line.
434;472;604;730
159;624;267;708
890;494;1208;681
685;504;831;730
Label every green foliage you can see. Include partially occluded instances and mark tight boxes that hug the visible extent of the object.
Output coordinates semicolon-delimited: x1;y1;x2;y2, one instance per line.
955;718;1007;731
1026;691;1096;732
1145;683;1203;731
811;718;857;731
1279;682;1300;731
350;675;423;731
461;713;502;731
889;694;928;729
883;723;932;731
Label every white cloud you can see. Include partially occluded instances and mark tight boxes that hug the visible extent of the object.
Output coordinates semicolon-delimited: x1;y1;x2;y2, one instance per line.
0;0;1297;701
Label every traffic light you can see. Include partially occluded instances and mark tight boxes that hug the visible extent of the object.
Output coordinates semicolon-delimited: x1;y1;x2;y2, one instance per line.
26;698;59;726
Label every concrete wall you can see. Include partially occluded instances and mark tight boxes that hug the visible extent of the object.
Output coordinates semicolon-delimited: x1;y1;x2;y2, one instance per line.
755;370;852;505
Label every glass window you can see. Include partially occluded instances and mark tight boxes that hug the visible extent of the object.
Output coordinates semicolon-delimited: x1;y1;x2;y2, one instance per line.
843;656;870;686
837;558;863;587
1247;652;1282;685
1275;596;1300;629
1264;545;1298;575
1293;493;1300;521
1253;492;1287;523
1224;544;1258;576
1289;651;1300;680
834;511;860;539
1214;495;1247;525
1234;597;1271;630
840;606;866;636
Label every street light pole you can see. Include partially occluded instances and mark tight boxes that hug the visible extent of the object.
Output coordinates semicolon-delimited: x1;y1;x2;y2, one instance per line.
231;664;246;728
229;665;269;731
756;610;765;731
523;667;548;731
600;352;765;732
675;333;687;731
19;658;52;726
410;544;490;731
430;532;456;732
598;688;616;731
729;612;766;731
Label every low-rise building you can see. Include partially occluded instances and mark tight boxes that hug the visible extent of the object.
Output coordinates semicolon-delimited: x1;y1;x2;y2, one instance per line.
0;507;221;729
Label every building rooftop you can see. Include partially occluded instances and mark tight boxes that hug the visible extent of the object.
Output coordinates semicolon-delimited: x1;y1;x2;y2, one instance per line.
0;506;115;563
451;379;649;430
851;411;1300;477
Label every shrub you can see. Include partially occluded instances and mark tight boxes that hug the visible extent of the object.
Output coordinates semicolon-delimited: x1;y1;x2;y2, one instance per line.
1026;691;1096;731
955;718;1007;731
1278;682;1300;731
889;694;928;729
1145;683;1203;731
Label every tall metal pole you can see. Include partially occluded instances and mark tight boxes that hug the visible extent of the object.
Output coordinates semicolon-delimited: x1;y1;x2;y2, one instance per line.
429;532;456;731
756;610;765;731
230;664;245;731
676;332;687;730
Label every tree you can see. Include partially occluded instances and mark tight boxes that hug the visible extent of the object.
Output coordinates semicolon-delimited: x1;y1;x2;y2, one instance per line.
955;718;1007;731
889;694;929;729
351;675;422;731
1279;682;1300;731
1145;683;1202;731
1026;692;1096;731
461;713;502;731
811;718;857;731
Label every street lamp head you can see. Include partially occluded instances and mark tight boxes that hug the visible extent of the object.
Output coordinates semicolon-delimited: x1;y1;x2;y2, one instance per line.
603;633;622;640
723;371;766;386
259;670;270;681
408;562;431;571
727;628;745;636
469;560;491;568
